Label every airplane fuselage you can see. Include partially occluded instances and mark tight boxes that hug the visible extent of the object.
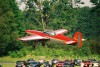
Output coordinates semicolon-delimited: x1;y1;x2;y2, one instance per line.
26;30;76;45
18;29;85;47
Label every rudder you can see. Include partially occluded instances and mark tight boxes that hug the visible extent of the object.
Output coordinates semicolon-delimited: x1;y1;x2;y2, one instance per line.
73;32;82;47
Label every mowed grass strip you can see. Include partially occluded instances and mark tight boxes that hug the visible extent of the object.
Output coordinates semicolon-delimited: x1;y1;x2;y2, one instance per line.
0;55;99;67
0;55;99;62
0;64;80;67
0;63;16;67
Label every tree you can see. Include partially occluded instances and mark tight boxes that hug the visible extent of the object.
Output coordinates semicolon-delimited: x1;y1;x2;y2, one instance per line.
23;0;80;31
90;0;100;36
90;0;100;15
0;0;22;56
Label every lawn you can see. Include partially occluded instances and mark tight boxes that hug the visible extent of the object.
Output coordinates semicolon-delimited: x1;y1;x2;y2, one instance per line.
0;63;80;67
0;55;99;67
0;63;16;67
0;55;99;62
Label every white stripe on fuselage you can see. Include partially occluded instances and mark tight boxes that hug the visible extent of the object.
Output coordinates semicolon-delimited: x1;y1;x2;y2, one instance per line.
65;41;75;44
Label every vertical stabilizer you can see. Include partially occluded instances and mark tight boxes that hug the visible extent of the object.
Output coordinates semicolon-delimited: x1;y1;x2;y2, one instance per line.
73;32;82;47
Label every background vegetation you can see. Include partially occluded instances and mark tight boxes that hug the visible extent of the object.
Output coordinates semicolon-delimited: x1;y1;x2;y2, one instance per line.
0;0;100;59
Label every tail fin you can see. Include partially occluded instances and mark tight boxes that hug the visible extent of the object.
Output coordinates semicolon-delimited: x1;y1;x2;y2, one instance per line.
73;32;83;47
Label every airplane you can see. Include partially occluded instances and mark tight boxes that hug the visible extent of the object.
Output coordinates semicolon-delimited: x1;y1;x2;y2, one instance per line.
18;29;85;48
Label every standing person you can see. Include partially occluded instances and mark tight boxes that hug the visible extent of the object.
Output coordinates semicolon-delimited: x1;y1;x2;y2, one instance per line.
22;62;26;67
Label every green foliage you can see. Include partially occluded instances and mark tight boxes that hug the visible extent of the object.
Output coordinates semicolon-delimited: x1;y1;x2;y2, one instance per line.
32;45;67;57
9;51;18;58
16;41;99;58
89;36;100;54
0;0;24;56
74;7;100;38
46;0;78;30
9;49;26;58
0;0;99;58
23;0;78;31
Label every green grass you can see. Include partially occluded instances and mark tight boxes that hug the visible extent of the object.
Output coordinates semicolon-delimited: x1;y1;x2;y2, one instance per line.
0;55;100;63
0;56;22;62
0;63;16;67
0;63;80;67
0;55;99;67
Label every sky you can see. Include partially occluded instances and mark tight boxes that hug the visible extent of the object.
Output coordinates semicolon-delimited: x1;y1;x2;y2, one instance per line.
16;0;94;11
78;0;93;7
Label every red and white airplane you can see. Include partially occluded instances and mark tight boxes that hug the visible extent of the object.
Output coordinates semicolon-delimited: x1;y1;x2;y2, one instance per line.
18;29;85;48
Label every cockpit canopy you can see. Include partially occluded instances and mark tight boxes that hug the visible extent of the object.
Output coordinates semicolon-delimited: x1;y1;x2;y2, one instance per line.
43;30;56;36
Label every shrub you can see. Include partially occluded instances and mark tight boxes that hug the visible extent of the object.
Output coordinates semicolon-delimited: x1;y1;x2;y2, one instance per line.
9;51;18;58
9;49;26;58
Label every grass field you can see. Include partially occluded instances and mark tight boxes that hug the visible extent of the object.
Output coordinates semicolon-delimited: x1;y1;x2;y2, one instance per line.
0;55;99;62
0;63;80;67
0;55;99;67
0;63;16;67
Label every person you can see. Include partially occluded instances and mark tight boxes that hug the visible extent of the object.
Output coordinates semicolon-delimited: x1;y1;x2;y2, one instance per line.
22;62;26;67
39;59;45;65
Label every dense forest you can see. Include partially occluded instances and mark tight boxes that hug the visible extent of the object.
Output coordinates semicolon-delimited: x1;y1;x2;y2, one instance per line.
0;0;100;58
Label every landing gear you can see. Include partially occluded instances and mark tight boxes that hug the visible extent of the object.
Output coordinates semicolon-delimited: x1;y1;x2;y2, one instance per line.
32;39;49;48
41;42;46;47
32;45;35;48
32;41;38;48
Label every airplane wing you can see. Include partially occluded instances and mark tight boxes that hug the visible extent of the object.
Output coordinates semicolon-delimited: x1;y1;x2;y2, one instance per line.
54;29;68;35
18;35;48;41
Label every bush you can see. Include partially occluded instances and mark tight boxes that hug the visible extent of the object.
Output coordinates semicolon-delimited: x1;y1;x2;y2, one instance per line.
9;49;26;58
9;51;18;58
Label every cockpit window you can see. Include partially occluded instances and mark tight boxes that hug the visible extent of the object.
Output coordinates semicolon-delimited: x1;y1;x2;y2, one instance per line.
43;30;56;36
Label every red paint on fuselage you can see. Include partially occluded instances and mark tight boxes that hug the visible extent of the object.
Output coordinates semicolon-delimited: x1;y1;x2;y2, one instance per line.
26;30;74;42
